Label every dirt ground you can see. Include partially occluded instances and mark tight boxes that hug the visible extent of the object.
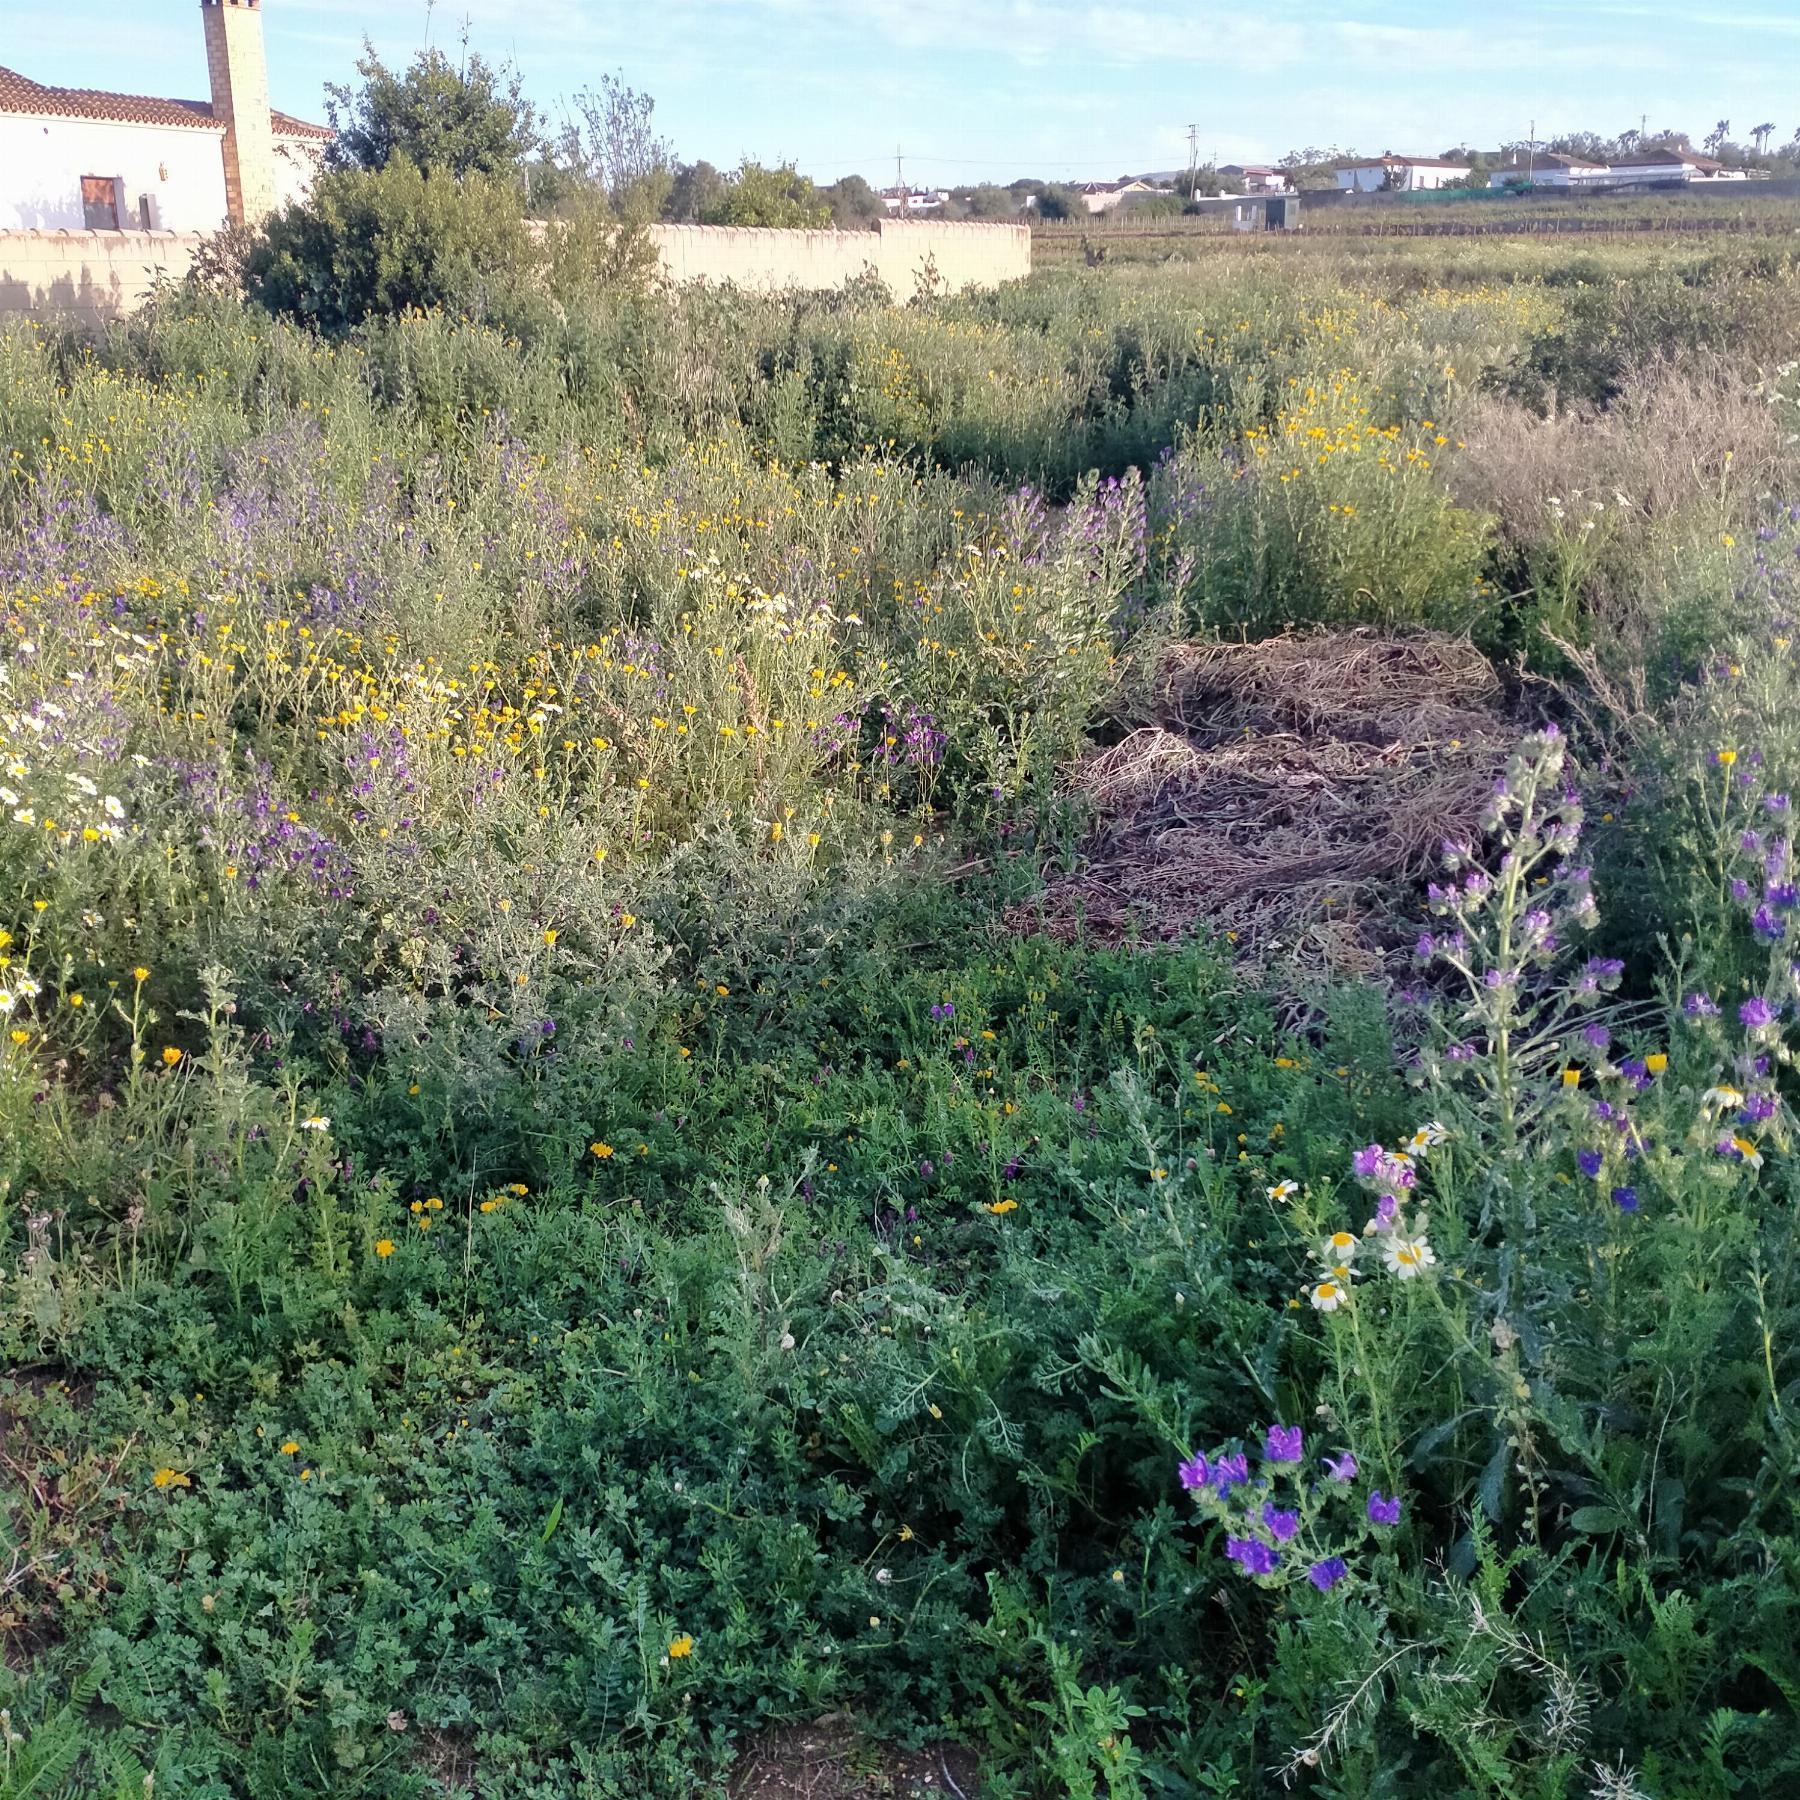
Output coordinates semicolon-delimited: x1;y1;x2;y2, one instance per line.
728;1718;981;1800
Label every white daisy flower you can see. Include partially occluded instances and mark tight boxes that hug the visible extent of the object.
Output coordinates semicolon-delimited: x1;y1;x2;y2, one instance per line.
1383;1237;1437;1279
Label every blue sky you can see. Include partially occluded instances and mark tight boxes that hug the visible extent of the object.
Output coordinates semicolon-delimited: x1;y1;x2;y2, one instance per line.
9;1;1799;182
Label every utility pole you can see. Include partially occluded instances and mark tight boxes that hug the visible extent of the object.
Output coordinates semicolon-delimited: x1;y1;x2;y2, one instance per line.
895;145;905;216
1186;123;1199;199
1527;117;1535;184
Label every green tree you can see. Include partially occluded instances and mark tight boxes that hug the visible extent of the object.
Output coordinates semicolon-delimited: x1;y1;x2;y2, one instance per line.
243;157;540;333
954;184;1021;219
663;160;727;223
323;41;540;179
1034;183;1080;221
824;174;884;227
700;162;832;228
561;71;675;219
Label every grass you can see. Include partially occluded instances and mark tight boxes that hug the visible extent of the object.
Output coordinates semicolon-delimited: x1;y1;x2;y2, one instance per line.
4;227;1800;1797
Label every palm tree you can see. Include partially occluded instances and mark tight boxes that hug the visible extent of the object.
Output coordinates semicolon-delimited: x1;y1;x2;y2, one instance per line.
1752;122;1777;155
1705;118;1731;155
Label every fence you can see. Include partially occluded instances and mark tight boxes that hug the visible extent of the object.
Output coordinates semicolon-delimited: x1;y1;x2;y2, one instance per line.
0;218;1031;329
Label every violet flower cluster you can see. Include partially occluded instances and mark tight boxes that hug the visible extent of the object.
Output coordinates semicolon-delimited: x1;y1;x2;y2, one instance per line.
1176;1423;1402;1592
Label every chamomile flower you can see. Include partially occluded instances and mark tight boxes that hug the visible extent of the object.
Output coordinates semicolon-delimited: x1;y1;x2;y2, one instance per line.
1383;1236;1437;1279
1310;1279;1346;1312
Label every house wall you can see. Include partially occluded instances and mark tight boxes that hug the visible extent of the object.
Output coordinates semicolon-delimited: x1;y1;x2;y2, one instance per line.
0;115;229;233
272;136;326;211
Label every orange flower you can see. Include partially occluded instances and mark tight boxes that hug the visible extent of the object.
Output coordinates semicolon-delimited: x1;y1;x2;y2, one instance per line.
161;1046;183;1067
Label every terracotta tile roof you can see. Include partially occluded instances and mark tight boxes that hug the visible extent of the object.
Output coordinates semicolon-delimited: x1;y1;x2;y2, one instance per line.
0;65;329;140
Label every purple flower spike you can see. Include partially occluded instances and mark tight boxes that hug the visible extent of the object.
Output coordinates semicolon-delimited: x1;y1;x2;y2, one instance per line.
1577;1149;1604;1179
1225;1537;1280;1577
1323;1451;1358;1483
1211;1452;1249;1493
1740;997;1779;1031
1307;1556;1348;1592
1351;1144;1383;1179
1261;1504;1300;1543
1684;993;1721;1018
1367;1491;1402;1526
1265;1424;1303;1464
1177;1454;1210;1492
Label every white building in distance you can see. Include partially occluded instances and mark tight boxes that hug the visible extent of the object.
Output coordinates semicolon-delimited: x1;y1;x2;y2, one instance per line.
1335;155;1471;193
0;0;328;234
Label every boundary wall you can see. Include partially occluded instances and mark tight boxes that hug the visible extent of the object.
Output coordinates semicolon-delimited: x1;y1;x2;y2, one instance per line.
0;218;1030;328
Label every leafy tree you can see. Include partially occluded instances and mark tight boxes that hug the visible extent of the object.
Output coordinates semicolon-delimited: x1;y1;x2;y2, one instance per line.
699;162;831;229
323;41;540;179
1034;183;1080;221
243;157;540;333
663;161;728;223
561;71;674;218
953;184;1022;219
824;174;884;227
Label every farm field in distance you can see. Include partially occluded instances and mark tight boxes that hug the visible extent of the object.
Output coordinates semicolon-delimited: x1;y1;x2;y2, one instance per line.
6;210;1800;1799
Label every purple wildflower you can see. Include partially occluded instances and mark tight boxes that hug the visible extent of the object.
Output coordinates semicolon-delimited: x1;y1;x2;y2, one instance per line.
1367;1491;1402;1526
1612;1186;1640;1213
1307;1556;1349;1592
1351;1144;1383;1179
1684;993;1721;1017
1740;997;1779;1031
1264;1424;1303;1464
1261;1504;1300;1543
1212;1452;1249;1494
1323;1451;1358;1483
1225;1537;1280;1577
1577;1149;1604;1179
1177;1454;1210;1492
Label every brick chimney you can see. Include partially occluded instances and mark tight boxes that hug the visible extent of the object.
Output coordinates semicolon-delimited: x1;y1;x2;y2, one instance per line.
201;0;277;226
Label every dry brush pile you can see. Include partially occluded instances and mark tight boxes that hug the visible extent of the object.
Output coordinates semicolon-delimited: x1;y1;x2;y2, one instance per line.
1011;631;1511;970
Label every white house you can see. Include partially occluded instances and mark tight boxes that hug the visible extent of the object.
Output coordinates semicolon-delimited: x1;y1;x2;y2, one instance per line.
1604;148;1747;185
1488;147;1752;193
1336;155;1471;193
1487;153;1611;190
0;1;328;234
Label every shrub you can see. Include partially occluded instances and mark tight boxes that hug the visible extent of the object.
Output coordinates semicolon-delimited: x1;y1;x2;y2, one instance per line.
242;158;544;335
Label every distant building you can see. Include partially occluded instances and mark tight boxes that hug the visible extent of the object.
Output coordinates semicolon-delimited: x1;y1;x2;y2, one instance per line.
1219;164;1291;195
1488;146;1751;193
1487;153;1611;190
1604;147;1747;184
880;186;950;214
0;1;328;233
1078;177;1160;214
1335;155;1471;193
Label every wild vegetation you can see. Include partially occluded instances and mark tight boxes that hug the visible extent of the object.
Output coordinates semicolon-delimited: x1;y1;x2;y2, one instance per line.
6;96;1800;1796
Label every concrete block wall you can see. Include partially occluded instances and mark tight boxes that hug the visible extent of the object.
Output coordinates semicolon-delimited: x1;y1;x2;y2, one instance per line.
0;218;1030;331
0;230;199;329
647;219;1029;294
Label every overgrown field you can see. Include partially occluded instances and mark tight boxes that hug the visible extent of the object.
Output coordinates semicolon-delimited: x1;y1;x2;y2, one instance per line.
6;240;1800;1797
